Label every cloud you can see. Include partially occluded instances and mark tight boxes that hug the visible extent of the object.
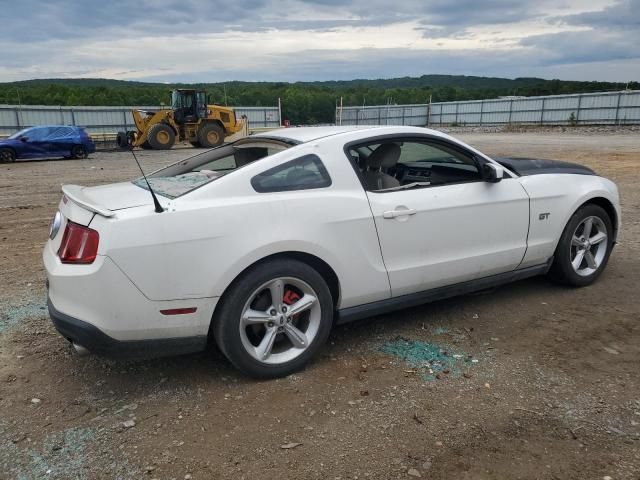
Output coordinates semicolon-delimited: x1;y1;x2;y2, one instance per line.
561;0;640;28
520;0;640;66
0;0;638;82
520;30;640;65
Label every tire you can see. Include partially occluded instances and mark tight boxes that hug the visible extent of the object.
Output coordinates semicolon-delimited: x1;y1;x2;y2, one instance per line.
71;145;87;159
0;148;16;163
140;141;152;150
213;259;334;378
197;123;224;148
189;141;202;148
116;132;128;148
548;204;613;287
147;123;175;150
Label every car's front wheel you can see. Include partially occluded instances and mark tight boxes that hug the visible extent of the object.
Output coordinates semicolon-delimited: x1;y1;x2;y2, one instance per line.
213;259;334;378
0;148;16;163
549;203;613;286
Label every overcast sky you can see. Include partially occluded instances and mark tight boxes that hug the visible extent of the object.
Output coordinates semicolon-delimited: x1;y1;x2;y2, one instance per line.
0;0;638;83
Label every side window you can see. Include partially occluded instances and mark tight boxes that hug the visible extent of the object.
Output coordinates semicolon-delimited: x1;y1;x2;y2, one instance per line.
251;154;332;193
26;127;49;142
398;142;480;180
352;139;481;192
196;154;237;171
46;127;73;140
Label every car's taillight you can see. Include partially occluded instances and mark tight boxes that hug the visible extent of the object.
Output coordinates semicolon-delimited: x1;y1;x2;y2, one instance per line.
57;221;99;264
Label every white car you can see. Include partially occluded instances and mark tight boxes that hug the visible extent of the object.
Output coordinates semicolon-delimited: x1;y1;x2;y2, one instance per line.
44;126;620;377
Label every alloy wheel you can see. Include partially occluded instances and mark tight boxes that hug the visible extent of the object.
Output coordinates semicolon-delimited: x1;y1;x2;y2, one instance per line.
239;277;321;364
569;216;608;276
0;149;15;163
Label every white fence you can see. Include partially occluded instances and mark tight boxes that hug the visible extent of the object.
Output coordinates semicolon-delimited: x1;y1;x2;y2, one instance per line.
0;104;281;136
336;90;640;127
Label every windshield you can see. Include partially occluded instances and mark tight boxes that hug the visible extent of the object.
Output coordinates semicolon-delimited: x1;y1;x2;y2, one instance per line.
8;127;33;140
133;138;291;198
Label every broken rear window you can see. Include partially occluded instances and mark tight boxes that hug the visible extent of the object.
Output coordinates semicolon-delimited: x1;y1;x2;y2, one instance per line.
133;139;291;198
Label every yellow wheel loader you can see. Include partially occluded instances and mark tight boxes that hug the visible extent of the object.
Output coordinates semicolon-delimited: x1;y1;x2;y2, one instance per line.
117;89;245;150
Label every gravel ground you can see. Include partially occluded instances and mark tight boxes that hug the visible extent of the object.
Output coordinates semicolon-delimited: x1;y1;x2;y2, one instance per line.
1;131;639;480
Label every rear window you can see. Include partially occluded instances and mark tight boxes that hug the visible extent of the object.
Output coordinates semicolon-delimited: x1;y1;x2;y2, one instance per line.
133;139;291;198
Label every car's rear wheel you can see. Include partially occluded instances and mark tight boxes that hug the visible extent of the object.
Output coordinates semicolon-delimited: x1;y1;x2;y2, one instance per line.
213;259;334;378
548;204;613;286
0;148;16;163
71;145;87;159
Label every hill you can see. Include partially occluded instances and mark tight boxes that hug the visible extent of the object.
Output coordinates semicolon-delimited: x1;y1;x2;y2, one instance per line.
1;76;636;124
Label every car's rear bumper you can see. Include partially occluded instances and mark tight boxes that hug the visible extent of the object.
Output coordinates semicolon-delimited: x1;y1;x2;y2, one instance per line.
43;223;218;359
48;297;207;359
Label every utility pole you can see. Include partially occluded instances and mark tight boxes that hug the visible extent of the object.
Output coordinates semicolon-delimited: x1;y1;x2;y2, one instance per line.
278;97;282;126
15;88;23;128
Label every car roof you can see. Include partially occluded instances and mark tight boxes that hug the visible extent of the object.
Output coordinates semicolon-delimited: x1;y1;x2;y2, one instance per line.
253;125;447;144
23;125;81;130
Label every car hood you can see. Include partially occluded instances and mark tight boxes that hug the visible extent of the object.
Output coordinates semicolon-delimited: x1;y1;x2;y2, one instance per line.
0;138;20;148
70;182;157;211
495;157;596;176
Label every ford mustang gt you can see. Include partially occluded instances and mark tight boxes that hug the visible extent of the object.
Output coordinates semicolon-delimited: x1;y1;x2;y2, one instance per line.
43;126;620;378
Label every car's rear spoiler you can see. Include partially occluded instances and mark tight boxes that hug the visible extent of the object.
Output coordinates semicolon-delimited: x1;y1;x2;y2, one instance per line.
61;185;115;218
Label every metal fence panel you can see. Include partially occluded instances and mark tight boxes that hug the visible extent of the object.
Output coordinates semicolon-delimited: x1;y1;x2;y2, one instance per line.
620;91;640;107
483;111;510;124
235;107;281;128
484;100;511;112
0;104;280;136
0;108;16;133
337;90;640;127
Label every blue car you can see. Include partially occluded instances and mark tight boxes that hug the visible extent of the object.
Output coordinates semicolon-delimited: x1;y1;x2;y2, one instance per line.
0;125;96;163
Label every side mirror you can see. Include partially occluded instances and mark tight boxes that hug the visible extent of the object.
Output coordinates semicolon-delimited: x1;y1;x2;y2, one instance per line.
483;163;504;183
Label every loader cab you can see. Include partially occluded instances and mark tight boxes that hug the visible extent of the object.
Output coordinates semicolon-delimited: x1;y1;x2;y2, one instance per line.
171;89;207;124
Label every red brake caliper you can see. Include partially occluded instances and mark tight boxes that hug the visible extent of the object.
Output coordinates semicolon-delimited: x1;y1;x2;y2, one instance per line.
283;289;301;306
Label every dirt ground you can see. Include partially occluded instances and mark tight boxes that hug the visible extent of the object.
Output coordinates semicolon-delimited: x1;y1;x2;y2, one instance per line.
1;131;639;480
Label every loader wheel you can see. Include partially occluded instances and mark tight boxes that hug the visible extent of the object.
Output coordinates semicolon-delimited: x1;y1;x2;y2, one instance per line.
189;141;202;148
141;141;152;150
147;124;175;150
198;123;224;148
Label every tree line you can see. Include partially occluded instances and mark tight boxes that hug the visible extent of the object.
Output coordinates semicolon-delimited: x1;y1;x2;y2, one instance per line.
0;76;636;125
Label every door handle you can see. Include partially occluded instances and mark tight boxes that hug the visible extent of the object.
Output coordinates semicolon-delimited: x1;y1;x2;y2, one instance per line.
383;208;416;219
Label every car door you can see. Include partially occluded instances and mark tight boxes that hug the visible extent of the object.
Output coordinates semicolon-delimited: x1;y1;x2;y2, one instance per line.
48;127;74;156
23;127;52;158
361;137;530;297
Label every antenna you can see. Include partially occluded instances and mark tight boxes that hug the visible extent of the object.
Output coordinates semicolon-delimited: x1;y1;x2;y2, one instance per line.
129;147;164;213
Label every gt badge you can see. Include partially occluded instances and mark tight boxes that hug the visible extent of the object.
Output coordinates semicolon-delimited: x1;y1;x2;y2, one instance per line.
539;213;550;220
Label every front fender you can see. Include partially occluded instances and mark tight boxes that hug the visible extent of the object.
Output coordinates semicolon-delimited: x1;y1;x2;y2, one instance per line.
519;174;620;268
